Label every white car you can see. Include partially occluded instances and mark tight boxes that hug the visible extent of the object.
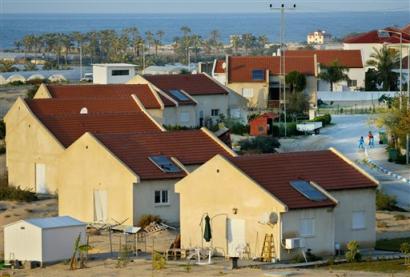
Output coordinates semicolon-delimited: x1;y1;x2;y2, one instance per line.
80;73;93;82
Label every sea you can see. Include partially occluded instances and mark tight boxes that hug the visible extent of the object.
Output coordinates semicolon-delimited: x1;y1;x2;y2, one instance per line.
0;12;409;49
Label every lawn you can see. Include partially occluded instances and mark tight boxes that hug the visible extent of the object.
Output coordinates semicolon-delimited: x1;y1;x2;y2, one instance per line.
329;259;410;273
376;237;410;252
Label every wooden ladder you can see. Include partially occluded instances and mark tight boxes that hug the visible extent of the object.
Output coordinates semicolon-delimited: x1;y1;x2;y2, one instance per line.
261;233;275;262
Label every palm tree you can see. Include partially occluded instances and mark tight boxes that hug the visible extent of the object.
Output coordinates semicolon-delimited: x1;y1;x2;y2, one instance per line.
180;26;191;37
61;34;73;65
366;46;400;91
145;31;154;53
318;60;350;91
242;33;256;55
14;40;22;52
230;35;241;54
0;60;19;72
258;35;269;49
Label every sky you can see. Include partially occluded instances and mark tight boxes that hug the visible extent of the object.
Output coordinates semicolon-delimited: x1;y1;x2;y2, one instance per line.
1;0;409;13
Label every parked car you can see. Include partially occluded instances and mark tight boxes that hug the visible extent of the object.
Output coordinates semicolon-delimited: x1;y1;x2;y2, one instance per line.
80;73;93;82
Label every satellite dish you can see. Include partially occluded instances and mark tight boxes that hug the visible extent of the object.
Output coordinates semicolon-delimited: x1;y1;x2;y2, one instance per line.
80;107;88;114
259;212;278;225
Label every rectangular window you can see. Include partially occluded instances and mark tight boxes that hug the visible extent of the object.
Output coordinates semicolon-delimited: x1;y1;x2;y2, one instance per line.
299;218;315;237
154;190;169;204
252;69;265;81
352;211;366;230
211;109;219;116
242;88;254;98
179;112;190;123
111;69;130;76
348;80;358;87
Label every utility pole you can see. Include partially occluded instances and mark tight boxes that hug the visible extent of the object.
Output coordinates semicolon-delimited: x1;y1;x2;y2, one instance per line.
79;45;83;80
270;3;296;137
407;46;410;164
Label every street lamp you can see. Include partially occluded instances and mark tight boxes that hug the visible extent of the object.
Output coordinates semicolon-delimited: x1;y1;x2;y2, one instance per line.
270;3;296;137
379;29;403;107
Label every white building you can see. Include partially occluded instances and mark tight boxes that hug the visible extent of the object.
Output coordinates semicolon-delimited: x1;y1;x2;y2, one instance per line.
93;63;136;84
307;30;332;45
4;216;86;264
343;27;410;68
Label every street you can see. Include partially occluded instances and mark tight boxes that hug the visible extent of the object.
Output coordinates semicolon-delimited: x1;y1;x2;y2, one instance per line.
280;114;410;210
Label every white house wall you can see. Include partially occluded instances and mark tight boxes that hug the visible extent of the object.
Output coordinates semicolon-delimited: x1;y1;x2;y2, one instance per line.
331;188;376;249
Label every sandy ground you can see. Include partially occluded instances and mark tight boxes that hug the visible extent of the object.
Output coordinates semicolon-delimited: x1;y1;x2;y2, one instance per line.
2;259;410;277
0;86;29;117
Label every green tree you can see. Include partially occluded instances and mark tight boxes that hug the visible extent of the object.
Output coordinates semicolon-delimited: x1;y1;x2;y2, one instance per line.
318;60;350;91
0;60;18;72
286;71;307;93
366;46;399;91
242;33;256;55
230;35;241;54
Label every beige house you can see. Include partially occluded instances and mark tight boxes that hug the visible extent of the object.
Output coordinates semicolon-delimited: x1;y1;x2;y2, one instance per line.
129;73;248;126
33;83;190;127
307;30;332;45
176;148;378;261
58;129;236;226
4;95;163;193
211;56;318;118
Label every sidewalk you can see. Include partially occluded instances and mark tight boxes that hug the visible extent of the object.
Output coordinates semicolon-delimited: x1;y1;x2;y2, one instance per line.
366;145;410;181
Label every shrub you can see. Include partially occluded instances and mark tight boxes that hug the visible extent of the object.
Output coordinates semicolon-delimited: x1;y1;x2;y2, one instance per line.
394;214;407;220
152;251;166;270
239;136;280;154
26;78;44;85
224;118;249;135
163;125;199;131
310;113;332;126
0;186;37;202
376;190;397;211
345;240;361;262
138;214;162;228
26;85;40;100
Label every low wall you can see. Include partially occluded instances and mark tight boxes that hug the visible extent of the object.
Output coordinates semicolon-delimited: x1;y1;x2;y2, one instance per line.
318;91;398;102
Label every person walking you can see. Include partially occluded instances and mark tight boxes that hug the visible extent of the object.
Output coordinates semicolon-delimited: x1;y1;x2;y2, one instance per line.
358;136;365;150
368;131;374;148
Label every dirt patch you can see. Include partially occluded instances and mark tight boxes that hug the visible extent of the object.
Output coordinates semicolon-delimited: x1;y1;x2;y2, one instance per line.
376;211;410;240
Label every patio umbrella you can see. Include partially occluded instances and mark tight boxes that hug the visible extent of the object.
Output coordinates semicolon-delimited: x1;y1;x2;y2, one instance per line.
203;215;212;242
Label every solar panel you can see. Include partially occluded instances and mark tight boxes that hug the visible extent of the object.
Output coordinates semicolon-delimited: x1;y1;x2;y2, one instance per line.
169;89;190;101
290;180;328;201
150;155;182;173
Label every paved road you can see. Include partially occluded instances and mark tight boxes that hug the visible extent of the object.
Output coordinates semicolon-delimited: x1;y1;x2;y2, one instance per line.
280;114;410;210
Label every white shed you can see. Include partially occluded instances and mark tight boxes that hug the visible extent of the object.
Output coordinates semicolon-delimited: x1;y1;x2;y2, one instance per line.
4;216;86;264
93;63;136;84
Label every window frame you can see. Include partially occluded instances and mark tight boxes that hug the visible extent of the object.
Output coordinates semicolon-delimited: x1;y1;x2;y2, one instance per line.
242;88;254;98
154;189;169;205
251;69;265;81
299;218;315;238
111;69;130;76
179;111;190;123
211;109;220;117
352;211;366;230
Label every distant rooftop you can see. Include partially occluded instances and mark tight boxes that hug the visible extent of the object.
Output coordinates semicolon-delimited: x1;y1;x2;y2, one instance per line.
24;216;85;229
93;63;137;67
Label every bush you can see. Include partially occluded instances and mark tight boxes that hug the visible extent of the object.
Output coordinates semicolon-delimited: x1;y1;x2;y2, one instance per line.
0;186;37;202
152;251;166;270
163;125;199;131
273;122;298;137
26;85;40;100
26;78;44;85
224;118;249;135
376;190;397;211
345;240;361;262
138;214;162;228
310;113;332;126
239;136;280;154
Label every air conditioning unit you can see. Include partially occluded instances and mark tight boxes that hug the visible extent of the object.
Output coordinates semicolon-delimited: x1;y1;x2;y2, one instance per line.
285;238;305;249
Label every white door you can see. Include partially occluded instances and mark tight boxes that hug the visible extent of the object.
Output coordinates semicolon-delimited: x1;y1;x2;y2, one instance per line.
94;190;108;222
35;163;47;193
226;218;246;257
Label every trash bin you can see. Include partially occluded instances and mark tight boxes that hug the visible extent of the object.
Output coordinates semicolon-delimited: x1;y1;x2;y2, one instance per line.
388;148;398;161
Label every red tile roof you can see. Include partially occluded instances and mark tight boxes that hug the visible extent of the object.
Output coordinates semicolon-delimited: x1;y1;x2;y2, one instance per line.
95;130;234;180
214;60;226;74
27;98;162;147
285;50;363;68
402;24;410;35
343;28;410;44
227;56;316;83
27;98;141;116
228;150;377;209
46;84;164;109
143;74;228;96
